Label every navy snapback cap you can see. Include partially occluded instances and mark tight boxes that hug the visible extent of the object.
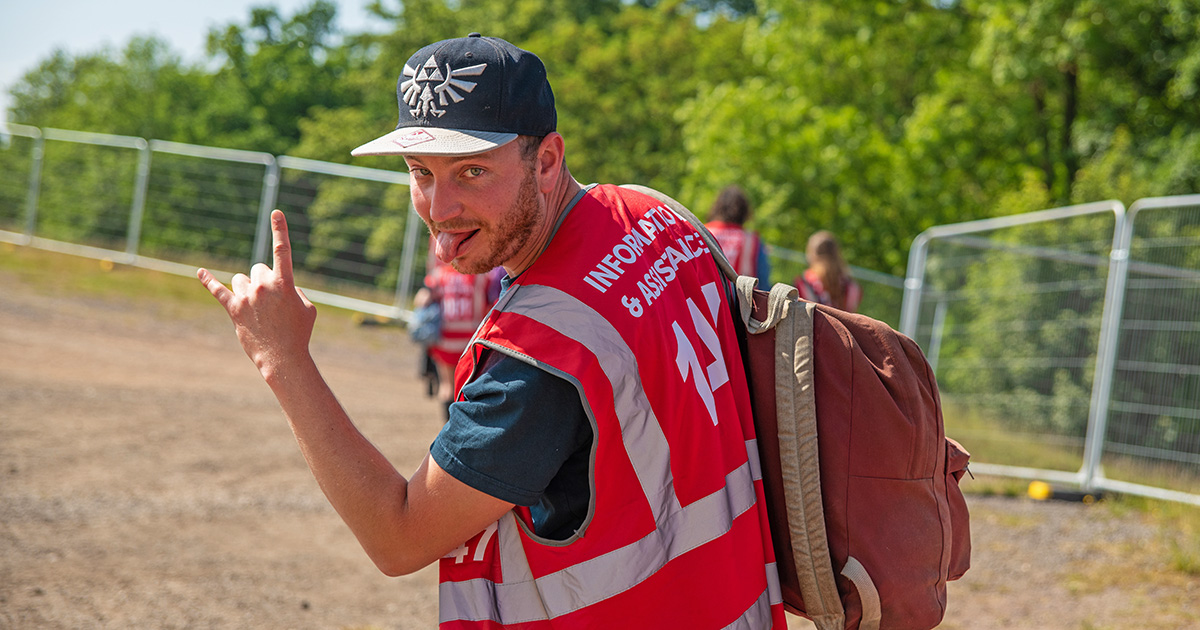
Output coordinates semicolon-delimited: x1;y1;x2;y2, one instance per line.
352;33;556;157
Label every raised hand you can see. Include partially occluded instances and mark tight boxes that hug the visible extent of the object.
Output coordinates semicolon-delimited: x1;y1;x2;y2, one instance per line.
195;211;524;580
197;209;317;382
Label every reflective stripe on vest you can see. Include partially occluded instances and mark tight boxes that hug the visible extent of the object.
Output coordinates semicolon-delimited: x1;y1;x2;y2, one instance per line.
443;553;781;629
439;283;770;624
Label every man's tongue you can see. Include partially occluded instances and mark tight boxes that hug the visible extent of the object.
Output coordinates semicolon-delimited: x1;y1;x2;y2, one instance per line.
435;230;475;263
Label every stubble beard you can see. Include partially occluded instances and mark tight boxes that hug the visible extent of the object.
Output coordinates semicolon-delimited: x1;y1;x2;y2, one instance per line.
450;167;542;275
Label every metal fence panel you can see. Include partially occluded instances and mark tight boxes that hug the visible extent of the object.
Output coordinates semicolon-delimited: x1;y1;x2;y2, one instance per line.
33;129;147;252
1099;196;1200;498
274;156;417;307
901;202;1125;483
143;140;274;268
0;125;417;320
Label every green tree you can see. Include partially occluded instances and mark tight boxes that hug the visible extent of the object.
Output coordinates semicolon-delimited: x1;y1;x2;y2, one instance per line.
197;0;356;155
7;38;207;140
677;0;977;274
967;0;1091;200
8;0;1200;287
316;0;754;271
531;0;748;190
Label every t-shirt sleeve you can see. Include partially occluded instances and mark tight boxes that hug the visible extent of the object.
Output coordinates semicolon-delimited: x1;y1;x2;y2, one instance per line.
430;353;591;506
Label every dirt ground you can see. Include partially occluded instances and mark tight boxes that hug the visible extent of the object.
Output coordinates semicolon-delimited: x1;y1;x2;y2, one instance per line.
1;252;1197;629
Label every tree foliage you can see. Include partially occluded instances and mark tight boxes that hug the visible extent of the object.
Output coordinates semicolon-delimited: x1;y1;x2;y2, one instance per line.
5;0;1200;275
8;38;207;141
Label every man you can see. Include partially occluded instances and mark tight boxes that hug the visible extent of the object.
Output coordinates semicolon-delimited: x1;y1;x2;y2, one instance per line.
704;184;771;288
198;33;784;628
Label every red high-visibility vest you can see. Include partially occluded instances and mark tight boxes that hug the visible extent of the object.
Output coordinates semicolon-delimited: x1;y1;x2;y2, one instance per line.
706;221;761;278
442;185;785;629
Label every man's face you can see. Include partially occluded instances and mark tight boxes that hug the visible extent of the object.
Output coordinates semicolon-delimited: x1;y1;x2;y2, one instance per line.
405;140;544;275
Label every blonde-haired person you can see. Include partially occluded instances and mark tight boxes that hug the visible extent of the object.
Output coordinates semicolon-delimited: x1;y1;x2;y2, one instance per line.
795;230;862;313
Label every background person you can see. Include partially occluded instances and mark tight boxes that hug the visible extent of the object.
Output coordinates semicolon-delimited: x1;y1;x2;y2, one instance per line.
795;229;862;313
197;33;785;629
704;184;771;287
418;254;502;420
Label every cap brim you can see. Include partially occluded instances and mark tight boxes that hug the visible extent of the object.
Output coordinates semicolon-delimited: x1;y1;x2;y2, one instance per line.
351;127;517;157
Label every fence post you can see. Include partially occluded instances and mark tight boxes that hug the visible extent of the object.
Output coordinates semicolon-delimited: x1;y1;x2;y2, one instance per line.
926;297;948;376
395;203;423;315
900;232;932;340
23;133;45;242
1079;204;1131;492
252;159;280;265
125;139;152;259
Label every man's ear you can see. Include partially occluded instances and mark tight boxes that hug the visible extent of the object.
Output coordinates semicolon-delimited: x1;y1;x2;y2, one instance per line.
535;133;566;193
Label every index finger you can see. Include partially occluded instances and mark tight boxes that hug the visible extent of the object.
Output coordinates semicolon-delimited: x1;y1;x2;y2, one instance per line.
271;209;294;283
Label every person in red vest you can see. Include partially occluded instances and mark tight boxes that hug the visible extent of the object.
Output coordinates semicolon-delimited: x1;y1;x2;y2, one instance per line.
704;184;771;287
795;230;862;313
198;33;785;629
416;255;502;420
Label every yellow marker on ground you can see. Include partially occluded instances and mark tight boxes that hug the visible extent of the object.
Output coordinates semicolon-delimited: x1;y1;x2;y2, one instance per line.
1028;480;1052;501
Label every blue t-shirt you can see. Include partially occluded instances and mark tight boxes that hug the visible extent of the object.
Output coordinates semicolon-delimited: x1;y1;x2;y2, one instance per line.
429;340;593;541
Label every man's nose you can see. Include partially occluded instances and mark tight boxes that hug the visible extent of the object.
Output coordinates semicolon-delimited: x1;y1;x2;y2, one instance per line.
425;181;464;224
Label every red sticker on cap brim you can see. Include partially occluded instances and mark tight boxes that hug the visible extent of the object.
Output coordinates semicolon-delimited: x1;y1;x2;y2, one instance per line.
392;129;436;148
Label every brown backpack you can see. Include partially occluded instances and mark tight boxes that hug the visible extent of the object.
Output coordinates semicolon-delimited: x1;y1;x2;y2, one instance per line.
624;185;972;630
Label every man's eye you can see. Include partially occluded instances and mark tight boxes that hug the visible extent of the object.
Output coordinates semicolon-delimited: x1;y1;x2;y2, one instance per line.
466;167;484;177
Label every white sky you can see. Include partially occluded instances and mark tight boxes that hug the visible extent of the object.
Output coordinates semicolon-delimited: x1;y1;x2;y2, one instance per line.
0;0;386;125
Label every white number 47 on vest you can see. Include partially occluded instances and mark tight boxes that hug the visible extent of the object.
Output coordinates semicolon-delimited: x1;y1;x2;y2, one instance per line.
672;281;729;425
444;520;499;564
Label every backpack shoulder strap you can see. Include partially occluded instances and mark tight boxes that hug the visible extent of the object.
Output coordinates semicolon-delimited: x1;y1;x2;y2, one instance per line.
775;298;845;630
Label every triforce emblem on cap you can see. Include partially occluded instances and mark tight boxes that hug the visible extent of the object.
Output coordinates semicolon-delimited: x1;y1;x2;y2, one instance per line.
400;56;487;118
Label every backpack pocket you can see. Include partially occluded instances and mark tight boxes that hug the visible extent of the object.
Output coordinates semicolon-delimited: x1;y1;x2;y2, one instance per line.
945;437;971;581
